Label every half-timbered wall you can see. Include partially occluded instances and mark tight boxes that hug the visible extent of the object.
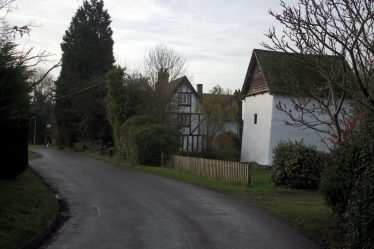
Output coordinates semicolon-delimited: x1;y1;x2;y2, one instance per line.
166;81;207;153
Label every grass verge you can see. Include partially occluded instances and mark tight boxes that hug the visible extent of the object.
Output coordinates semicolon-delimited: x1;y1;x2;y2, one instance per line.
95;155;249;194
0;152;59;249
93;154;338;248
239;168;339;248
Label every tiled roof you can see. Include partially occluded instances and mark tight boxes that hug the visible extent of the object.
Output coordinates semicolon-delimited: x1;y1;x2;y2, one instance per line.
243;49;348;96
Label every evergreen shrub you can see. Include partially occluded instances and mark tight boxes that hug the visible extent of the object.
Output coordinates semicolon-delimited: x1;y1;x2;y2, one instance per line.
271;140;326;189
321;126;374;249
120;115;180;166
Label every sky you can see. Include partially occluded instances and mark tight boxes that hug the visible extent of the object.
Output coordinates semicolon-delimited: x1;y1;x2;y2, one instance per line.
7;0;290;92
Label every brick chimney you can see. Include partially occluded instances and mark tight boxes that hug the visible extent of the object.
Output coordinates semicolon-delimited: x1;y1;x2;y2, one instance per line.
197;84;203;98
234;89;242;103
155;68;169;93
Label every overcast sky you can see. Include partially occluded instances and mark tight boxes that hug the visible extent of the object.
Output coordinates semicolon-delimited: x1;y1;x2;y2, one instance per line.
7;0;290;92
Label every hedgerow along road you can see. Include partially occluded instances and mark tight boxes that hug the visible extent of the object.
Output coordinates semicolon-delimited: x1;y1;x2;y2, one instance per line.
30;147;320;249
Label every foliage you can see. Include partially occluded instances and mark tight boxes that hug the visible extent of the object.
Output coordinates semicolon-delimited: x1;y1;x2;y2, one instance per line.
106;68;153;154
29;73;55;144
212;132;240;161
0;0;58;178
119;115;180;166
199;85;240;153
144;43;188;87
133;124;180;165
55;0;114;146
321;114;374;248
106;67;125;153
0;41;30;178
271;141;326;189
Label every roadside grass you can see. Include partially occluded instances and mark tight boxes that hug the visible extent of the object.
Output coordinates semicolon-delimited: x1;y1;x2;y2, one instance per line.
93;154;337;248
95;155;249;194
0;151;58;249
240;168;337;247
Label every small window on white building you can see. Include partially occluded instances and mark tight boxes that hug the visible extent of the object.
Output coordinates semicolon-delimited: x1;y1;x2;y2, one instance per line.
254;113;257;124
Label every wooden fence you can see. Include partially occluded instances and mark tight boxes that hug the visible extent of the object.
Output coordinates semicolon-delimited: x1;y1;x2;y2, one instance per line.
169;155;251;186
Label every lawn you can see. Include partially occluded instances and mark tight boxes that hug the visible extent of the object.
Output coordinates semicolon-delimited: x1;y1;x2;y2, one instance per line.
93;154;338;248
0;151;59;249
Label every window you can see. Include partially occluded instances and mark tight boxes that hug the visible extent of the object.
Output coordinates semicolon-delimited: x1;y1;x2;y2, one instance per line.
178;113;191;127
254;113;257;124
179;93;191;105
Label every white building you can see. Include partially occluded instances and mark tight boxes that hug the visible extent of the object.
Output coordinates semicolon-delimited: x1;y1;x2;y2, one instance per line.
240;49;348;165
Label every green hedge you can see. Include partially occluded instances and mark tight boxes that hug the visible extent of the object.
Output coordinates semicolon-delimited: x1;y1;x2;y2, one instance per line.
119;115;180;166
321;129;374;249
271;141;326;189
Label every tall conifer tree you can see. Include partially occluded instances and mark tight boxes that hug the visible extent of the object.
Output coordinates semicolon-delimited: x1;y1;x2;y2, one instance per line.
55;0;114;146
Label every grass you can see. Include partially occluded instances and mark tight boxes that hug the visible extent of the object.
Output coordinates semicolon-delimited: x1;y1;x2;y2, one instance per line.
95;155;249;194
239;168;336;247
92;153;338;248
0;151;59;249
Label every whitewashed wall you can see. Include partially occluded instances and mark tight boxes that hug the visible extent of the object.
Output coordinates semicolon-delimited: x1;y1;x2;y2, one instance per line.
240;93;273;165
240;93;350;166
268;95;332;161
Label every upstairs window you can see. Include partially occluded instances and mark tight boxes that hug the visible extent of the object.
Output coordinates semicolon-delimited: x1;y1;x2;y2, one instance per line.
179;93;191;105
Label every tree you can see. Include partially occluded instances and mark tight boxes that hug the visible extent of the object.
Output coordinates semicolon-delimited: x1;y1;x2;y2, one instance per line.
261;0;373;143
106;67;153;154
0;0;30;40
144;44;188;87
29;72;55;145
0;0;58;178
55;0;114;146
199;85;239;153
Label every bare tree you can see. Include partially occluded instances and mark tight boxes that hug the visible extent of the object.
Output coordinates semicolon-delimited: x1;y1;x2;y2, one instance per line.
261;0;373;143
0;0;60;110
143;43;188;87
0;0;31;40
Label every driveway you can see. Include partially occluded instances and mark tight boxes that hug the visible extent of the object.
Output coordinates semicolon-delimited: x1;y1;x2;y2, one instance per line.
30;147;319;249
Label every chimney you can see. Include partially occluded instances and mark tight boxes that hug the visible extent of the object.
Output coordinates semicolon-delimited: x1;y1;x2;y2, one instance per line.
197;84;203;98
234;89;242;103
155;68;169;92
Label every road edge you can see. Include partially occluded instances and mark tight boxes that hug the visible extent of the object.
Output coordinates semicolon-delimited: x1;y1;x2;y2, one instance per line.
21;165;70;249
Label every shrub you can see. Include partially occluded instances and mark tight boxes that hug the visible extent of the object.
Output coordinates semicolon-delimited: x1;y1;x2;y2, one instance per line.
0;120;29;179
212;132;240;161
133;124;180;165
271;140;326;189
119;115;180;166
321;127;374;249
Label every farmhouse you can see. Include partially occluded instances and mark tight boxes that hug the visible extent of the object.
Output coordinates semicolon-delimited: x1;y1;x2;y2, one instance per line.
240;49;350;165
156;69;206;153
155;69;242;154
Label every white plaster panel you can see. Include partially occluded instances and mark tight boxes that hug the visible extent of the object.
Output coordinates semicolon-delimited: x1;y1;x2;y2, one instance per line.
240;93;273;165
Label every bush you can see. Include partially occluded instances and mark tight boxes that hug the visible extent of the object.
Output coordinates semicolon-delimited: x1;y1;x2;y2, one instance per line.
119;115;180;166
212;132;240;161
271;140;326;189
133;124;180;165
0;120;29;179
321;127;374;249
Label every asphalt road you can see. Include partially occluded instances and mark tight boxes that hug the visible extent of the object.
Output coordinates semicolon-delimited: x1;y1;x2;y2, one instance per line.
30;147;320;249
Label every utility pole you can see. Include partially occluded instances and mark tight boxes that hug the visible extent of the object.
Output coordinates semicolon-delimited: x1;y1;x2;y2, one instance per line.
33;116;37;145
